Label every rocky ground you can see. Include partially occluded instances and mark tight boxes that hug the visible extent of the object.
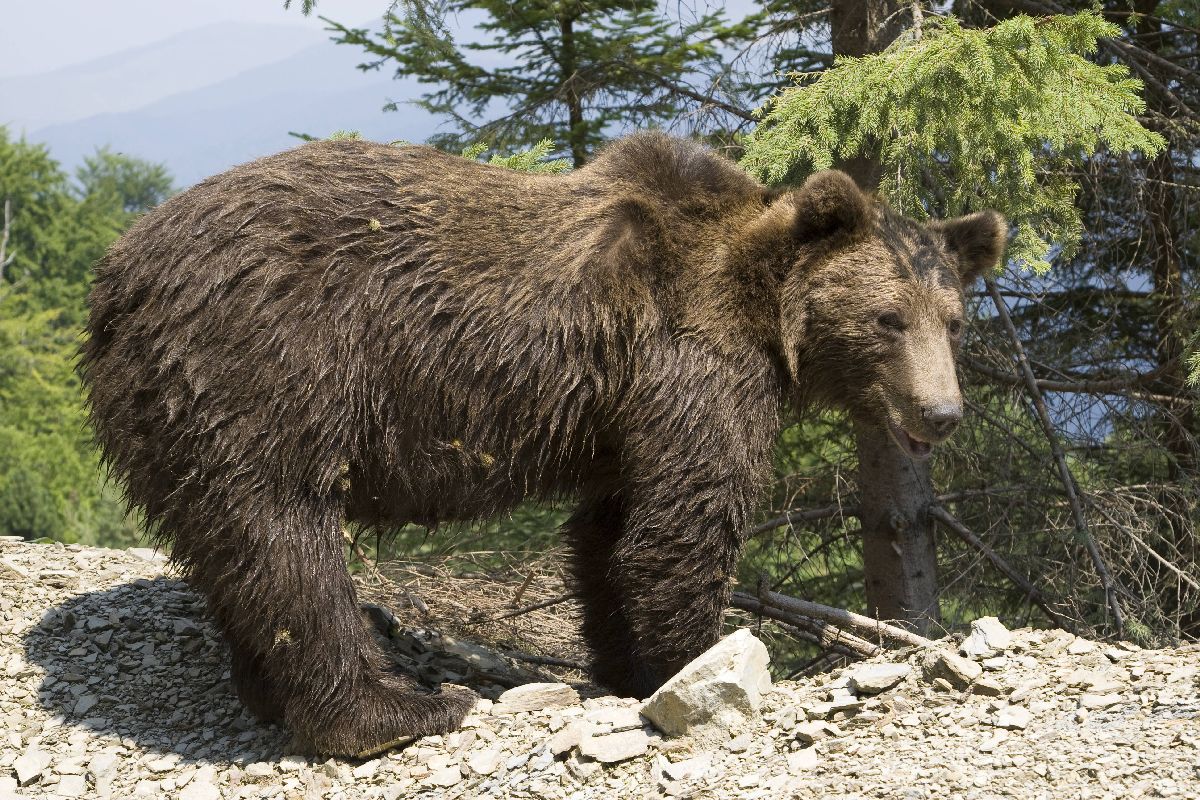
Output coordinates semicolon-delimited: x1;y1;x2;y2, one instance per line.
2;538;1199;800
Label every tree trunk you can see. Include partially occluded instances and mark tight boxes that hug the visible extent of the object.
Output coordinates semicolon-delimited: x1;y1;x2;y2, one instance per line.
1135;3;1196;481
855;424;940;625
831;0;941;633
559;15;587;169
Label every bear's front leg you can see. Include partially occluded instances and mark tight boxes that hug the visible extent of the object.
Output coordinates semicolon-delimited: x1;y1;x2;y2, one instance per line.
171;490;476;756
585;353;778;698
562;493;665;697
602;478;758;698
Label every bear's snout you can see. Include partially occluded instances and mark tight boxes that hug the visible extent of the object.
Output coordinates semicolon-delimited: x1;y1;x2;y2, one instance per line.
920;401;962;441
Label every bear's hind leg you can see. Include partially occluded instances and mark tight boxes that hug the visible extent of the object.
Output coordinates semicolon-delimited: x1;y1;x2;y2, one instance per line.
171;488;476;756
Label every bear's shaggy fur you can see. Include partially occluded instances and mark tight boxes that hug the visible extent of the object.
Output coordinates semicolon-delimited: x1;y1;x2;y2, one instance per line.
80;132;1004;756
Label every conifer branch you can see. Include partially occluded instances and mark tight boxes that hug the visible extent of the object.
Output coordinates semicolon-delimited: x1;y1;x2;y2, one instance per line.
929;505;1071;630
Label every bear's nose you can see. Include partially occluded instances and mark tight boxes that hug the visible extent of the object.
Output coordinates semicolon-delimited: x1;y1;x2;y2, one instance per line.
921;402;962;439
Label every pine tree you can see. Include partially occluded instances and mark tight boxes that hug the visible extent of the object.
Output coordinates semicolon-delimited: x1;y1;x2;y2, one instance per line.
741;12;1164;272
314;1;729;167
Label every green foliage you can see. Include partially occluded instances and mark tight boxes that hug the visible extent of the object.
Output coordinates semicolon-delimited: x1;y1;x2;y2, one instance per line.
318;1;728;165
75;146;174;217
0;127;169;546
0;299;139;546
741;12;1165;272
1189;337;1200;387
288;129;364;142
282;0;319;15
461;139;572;174
1159;0;1200;29
1;132;174;325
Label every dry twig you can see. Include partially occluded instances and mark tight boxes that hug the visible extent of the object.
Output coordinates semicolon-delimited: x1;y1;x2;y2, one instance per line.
732;591;880;659
735;588;933;649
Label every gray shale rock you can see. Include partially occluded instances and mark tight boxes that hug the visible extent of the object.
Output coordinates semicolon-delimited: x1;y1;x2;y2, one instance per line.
992;705;1032;730
578;729;650;763
641;628;771;740
12;747;50;786
922;649;983;690
548;721;586;756
7;540;1200;800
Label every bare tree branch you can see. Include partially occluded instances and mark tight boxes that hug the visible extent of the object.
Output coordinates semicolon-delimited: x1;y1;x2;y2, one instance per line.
731;592;881;659
963;355;1181;395
0;198;14;285
985;278;1128;636
734;587;934;649
929;505;1072;631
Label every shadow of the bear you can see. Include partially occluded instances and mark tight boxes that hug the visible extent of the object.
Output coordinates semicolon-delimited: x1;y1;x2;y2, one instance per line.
22;578;293;763
22;579;541;763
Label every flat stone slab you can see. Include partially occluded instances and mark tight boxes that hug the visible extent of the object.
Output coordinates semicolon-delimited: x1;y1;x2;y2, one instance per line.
492;682;579;714
578;729;650;763
847;663;912;694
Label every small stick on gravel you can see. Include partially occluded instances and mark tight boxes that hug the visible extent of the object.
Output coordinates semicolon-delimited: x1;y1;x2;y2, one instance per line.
486;592;575;622
510;569;537;606
929;505;1073;631
504;651;587;670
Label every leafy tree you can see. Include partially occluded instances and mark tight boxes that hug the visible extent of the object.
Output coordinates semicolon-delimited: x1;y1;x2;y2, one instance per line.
1;132;173;325
75;146;174;217
0;127;170;545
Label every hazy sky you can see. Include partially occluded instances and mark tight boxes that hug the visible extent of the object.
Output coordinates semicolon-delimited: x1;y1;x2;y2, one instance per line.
0;0;388;78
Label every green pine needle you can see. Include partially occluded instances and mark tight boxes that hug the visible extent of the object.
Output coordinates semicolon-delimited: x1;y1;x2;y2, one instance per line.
740;12;1166;273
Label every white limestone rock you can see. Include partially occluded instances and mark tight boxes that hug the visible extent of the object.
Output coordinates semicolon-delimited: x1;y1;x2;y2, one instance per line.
492;682;579;714
960;617;1014;659
640;628;772;741
846;663;912;694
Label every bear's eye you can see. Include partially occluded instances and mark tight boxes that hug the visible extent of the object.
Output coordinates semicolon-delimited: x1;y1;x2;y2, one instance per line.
947;318;964;337
877;312;906;332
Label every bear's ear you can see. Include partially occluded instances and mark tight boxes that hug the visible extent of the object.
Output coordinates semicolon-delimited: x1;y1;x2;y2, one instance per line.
790;170;872;243
931;210;1008;284
595;195;663;274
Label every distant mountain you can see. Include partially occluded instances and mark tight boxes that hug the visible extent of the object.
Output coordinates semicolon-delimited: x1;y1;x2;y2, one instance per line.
20;25;443;187
0;22;323;132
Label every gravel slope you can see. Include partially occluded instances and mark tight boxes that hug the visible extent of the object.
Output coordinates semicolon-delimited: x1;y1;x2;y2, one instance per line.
2;539;1198;800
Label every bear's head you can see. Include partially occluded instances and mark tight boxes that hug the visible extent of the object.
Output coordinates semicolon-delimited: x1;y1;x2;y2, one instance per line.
757;171;1006;459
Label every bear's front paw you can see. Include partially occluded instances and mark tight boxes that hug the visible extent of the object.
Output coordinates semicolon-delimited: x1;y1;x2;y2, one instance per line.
591;657;668;700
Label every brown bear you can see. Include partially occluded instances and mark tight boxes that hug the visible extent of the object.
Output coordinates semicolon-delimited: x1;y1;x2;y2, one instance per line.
79;132;1004;757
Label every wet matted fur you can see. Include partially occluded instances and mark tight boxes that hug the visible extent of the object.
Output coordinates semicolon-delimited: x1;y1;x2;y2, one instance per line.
79;132;1004;756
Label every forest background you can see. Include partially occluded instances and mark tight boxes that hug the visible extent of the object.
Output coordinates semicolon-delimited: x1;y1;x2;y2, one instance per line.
1;0;1196;672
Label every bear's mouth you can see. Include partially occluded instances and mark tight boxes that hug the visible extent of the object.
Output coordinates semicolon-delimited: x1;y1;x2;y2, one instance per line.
886;421;933;461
